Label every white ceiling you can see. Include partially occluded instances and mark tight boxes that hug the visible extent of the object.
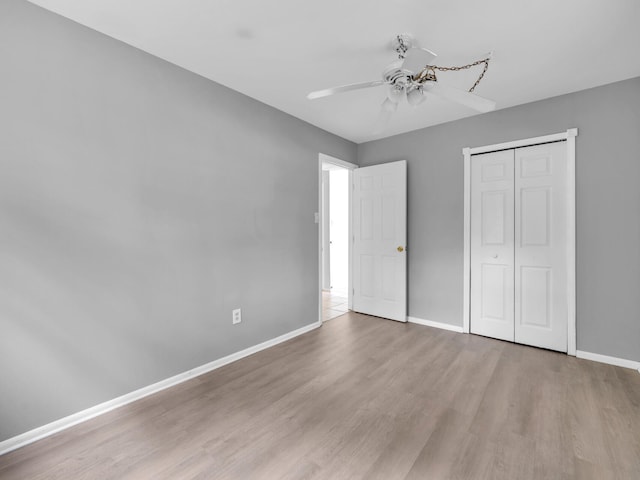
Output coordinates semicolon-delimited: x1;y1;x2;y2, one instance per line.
28;0;640;143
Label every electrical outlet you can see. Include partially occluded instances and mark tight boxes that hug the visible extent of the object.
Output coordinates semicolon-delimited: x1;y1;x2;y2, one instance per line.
232;308;242;325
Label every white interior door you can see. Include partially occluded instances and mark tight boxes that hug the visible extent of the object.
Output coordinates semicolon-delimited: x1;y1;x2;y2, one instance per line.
470;150;515;341
352;160;407;322
515;142;568;351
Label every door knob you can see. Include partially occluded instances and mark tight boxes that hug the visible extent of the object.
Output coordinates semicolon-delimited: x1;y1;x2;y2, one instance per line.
397;246;404;252
493;254;498;258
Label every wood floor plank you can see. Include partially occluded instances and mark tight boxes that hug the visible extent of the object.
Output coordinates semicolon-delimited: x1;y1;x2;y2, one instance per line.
485;432;536;480
1;312;639;479
361;408;438;480
403;407;475;480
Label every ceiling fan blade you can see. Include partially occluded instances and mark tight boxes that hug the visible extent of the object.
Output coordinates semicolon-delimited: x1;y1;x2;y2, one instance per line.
423;82;496;112
307;80;385;100
401;47;437;74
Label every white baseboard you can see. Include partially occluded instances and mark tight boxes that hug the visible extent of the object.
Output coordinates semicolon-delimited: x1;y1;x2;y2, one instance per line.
404;320;638;372
407;316;464;333
576;350;640;372
0;321;321;456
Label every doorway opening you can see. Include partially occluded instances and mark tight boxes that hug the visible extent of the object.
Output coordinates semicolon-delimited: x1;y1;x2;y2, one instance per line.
318;154;357;323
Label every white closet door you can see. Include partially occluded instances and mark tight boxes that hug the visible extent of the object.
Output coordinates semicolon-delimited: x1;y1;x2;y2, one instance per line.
470;150;515;341
352;160;407;322
514;142;568;351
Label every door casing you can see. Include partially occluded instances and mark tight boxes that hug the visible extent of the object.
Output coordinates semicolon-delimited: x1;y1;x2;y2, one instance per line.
318;153;358;323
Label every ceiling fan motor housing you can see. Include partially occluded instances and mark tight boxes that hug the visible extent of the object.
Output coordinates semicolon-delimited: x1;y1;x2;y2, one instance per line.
383;62;413;87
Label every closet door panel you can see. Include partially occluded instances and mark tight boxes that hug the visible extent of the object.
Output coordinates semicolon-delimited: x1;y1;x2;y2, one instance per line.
470;150;515;342
515;142;568;351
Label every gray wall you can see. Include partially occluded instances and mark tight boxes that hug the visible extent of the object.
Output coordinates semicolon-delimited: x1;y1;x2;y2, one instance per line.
358;76;640;363
0;0;356;442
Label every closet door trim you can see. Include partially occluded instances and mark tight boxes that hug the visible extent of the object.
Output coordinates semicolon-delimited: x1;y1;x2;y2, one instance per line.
462;128;577;355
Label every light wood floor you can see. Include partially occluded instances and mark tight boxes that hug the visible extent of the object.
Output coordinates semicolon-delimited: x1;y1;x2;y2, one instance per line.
1;312;639;479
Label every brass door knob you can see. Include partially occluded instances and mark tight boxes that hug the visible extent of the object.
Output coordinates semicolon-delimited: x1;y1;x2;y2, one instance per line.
397;246;404;252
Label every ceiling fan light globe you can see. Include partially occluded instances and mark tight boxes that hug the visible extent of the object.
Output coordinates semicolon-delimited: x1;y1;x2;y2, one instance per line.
406;86;425;106
387;85;405;104
381;98;399;113
421;81;436;91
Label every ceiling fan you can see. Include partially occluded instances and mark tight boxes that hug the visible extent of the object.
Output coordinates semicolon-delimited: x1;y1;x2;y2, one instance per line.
307;34;496;131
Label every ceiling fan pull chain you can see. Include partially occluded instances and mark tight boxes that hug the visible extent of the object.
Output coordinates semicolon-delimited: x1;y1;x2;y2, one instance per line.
468;59;490;93
421;57;491;92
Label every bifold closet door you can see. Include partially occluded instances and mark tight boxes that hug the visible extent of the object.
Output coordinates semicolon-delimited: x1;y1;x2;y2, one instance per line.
514;142;568;352
470;142;568;352
470;149;515;342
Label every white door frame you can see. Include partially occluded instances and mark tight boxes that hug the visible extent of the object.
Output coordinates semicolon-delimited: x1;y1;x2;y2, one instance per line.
318;153;358;323
321;170;331;291
462;128;578;355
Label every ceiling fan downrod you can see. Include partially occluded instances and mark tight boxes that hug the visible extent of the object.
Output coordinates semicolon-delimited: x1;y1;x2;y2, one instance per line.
393;34;413;59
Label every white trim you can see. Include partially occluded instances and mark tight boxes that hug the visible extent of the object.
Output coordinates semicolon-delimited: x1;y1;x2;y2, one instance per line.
566;129;577;355
319;153;358;171
318;153;358;322
576;350;640;371
462;148;471;334
0;321;321;456
462;129;578;355
347;168;354;312
321;170;331;291
466;130;573;155
408;316;464;333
